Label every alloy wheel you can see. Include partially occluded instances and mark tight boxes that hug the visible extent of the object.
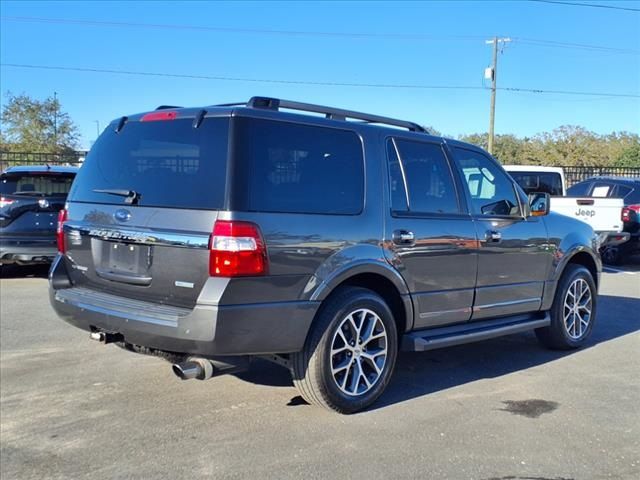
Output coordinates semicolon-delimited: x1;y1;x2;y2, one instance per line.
330;308;388;396
563;278;593;340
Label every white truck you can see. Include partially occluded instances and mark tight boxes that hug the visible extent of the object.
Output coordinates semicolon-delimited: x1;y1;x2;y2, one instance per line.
504;166;629;249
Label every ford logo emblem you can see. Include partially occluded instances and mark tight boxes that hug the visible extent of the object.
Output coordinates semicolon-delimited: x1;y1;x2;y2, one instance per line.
114;209;131;222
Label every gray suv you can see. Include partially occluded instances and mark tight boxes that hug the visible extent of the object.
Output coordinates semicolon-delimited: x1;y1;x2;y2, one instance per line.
49;97;601;413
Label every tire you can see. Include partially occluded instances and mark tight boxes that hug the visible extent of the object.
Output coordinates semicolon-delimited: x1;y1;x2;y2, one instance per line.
291;286;398;414
535;264;597;350
600;245;622;266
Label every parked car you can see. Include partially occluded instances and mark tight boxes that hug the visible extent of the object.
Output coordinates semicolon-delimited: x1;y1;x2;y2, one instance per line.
505;165;628;251
1;165;78;270
49;97;601;414
567;177;640;265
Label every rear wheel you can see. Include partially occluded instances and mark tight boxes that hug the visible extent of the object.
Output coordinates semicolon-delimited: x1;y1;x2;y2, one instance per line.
292;286;398;414
536;264;597;350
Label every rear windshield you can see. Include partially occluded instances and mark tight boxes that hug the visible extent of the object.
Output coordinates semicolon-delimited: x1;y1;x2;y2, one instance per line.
509;171;563;196
69;118;229;209
0;172;75;197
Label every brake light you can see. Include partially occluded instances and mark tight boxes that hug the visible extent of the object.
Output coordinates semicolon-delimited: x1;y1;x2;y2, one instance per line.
209;220;267;277
622;204;640;223
140;111;178;122
0;196;14;208
57;209;68;254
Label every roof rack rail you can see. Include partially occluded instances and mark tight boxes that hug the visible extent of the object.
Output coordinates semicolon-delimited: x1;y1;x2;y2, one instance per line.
155;105;182;110
216;97;426;133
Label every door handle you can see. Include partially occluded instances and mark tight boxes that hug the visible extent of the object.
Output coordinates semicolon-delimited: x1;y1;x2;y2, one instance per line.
485;230;502;243
393;230;415;245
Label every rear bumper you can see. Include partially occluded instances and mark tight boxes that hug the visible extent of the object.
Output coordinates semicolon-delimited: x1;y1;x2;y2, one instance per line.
48;256;319;356
0;239;57;264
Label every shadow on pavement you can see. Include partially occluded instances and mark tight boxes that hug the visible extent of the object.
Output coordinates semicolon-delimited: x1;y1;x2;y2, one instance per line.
237;294;640;411
0;264;50;279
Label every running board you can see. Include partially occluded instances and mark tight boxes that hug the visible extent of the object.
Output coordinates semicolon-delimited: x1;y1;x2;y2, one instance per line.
402;313;551;352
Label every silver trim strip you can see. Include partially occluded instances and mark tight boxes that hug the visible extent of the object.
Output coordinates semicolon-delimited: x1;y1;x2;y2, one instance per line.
473;297;541;312
66;224;209;249
419;307;472;319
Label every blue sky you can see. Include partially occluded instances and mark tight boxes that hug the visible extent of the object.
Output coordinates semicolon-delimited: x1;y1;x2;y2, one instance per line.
1;0;639;149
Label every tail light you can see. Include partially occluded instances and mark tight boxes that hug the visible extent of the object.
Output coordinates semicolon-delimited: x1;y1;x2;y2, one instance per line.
209;220;267;277
622;205;640;223
0;196;14;208
56;208;68;254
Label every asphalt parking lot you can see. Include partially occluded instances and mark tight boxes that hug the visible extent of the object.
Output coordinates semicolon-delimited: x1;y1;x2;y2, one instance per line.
1;263;639;480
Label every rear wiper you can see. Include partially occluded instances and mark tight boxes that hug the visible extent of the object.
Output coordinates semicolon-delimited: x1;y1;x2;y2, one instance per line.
93;189;141;205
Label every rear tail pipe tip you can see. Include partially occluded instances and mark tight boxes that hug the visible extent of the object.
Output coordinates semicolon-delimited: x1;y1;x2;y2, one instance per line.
172;358;214;381
89;331;122;344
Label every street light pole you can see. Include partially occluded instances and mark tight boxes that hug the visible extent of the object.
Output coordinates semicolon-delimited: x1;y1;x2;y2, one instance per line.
94;120;100;138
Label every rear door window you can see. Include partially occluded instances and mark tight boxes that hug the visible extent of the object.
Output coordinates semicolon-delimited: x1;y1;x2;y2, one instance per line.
387;138;460;214
234;118;364;215
69;118;229;209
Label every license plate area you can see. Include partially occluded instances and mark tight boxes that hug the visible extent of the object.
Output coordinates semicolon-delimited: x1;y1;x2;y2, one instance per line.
92;239;152;275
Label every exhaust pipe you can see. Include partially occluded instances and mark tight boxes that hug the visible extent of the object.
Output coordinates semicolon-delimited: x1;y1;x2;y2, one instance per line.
172;358;214;381
89;331;123;344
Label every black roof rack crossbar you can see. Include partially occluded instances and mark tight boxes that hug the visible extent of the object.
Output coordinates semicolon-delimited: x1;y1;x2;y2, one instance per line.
215;97;426;133
155;105;183;110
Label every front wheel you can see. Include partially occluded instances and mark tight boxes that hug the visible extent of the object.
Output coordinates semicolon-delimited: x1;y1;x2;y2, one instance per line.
292;286;398;414
536;264;597;350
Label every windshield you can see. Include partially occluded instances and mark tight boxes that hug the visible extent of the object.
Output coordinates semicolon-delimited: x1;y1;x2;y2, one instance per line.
0;172;75;197
509;171;563;196
69;117;229;209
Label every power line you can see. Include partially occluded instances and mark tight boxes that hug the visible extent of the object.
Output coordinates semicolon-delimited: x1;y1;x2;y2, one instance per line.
528;0;640;12
0;15;487;40
1;15;638;55
2;63;639;98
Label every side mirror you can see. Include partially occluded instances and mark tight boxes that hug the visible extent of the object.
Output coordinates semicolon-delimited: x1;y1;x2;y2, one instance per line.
528;192;550;217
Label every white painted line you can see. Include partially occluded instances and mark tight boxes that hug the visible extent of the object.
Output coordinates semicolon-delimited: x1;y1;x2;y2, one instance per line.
603;267;639;275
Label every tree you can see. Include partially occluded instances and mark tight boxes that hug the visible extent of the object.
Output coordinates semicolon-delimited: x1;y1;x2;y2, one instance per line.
0;92;80;153
615;144;640;167
458;126;640;167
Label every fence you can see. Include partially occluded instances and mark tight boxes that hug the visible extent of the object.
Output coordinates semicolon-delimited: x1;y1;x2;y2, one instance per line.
0;151;86;172
1;151;639;186
562;166;640;187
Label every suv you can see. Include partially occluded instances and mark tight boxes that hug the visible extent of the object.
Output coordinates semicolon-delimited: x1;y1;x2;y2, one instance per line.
49;97;601;413
568;177;640;265
1;165;78;270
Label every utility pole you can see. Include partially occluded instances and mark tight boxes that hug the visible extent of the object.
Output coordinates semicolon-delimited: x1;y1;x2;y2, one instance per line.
485;37;510;155
53;91;58;149
94;120;101;138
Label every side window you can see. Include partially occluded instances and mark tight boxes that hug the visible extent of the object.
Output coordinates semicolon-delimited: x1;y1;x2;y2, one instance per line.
235;118;364;215
591;182;612;198
452;147;521;217
387;141;408;211
567;181;592;197
612;184;632;199
388;139;459;215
